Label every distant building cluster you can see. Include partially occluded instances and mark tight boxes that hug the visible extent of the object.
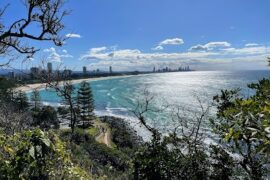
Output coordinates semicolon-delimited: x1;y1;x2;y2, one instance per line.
5;63;192;82
29;63;73;79
153;66;191;73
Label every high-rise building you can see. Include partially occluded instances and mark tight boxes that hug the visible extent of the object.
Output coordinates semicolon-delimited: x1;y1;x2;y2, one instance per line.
83;66;87;75
8;71;15;79
47;62;52;73
63;69;72;77
109;66;112;74
30;67;40;78
153;66;156;72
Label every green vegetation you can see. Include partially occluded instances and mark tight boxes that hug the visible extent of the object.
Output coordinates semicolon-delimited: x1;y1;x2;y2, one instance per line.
77;81;95;128
32;106;59;130
0;128;91;179
14;90;29;111
211;78;270;178
31;89;41;111
59;128;134;179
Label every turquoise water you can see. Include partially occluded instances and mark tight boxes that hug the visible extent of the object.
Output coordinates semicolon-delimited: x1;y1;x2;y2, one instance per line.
33;71;270;140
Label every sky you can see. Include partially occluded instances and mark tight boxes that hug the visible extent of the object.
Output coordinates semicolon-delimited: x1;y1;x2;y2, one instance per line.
2;0;270;71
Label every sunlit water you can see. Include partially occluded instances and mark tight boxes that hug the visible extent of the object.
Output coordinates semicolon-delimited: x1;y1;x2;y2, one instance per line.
30;70;270;141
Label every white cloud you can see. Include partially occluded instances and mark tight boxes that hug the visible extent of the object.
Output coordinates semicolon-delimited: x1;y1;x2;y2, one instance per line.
189;41;231;51
65;33;82;38
245;43;259;47
159;38;184;46
204;42;231;49
43;47;73;62
90;47;107;54
43;47;56;53
80;46;217;62
222;46;270;55
152;38;184;51
189;44;208;51
80;43;270;71
152;45;164;51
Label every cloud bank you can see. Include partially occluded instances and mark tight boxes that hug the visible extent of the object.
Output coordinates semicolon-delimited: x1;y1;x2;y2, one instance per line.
80;42;270;71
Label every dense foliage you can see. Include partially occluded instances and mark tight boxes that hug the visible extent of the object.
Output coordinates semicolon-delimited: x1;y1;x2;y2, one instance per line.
0;128;91;179
133;133;234;180
212;78;270;178
32;106;59;130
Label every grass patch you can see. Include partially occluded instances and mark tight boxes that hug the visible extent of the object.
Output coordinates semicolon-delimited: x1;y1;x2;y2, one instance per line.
87;126;99;136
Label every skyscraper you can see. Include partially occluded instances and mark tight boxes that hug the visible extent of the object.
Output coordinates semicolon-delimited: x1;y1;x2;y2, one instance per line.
47;62;52;73
8;71;15;79
109;66;112;74
30;67;40;78
83;66;87;75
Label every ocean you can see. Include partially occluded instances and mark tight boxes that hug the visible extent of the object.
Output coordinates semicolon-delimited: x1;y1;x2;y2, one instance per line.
33;70;270;141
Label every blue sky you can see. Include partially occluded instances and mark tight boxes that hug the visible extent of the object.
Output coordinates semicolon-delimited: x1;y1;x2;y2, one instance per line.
3;0;270;71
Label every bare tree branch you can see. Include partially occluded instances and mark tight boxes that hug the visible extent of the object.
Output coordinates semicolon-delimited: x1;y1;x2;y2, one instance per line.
0;0;69;66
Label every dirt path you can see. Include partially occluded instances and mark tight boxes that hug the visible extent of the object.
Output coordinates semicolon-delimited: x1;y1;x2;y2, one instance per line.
94;121;113;148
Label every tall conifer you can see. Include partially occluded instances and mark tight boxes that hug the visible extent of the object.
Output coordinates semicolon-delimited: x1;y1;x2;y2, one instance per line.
77;81;95;127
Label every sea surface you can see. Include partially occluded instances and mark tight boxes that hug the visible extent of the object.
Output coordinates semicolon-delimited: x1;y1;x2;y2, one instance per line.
32;70;270;141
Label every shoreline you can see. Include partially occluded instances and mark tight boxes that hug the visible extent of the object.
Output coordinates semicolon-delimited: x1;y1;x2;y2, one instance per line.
15;74;135;92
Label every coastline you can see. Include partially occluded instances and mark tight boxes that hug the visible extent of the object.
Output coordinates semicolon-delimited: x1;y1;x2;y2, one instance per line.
15;75;135;92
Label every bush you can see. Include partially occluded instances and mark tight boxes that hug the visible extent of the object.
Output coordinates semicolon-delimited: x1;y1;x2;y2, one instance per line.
212;78;270;178
0;128;91;179
32;106;59;130
59;128;133;178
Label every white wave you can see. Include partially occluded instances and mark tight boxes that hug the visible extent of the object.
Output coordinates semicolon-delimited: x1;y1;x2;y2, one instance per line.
106;107;128;111
41;101;63;107
110;87;117;91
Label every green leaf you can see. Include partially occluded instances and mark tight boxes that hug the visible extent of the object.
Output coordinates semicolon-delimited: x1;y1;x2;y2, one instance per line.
41;138;51;147
29;146;35;158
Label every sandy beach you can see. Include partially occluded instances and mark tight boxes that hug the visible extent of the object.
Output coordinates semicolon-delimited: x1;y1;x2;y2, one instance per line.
15;75;134;92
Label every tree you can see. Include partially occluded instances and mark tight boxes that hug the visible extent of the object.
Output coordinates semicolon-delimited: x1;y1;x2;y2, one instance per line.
30;88;41;111
40;69;78;135
14;90;29;111
32;106;59;130
0;0;68;66
0;77;16;102
132;90;235;179
77;81;95;128
211;79;270;179
0;102;32;135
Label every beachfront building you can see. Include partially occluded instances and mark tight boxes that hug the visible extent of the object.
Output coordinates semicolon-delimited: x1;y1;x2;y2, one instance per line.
47;62;53;73
109;66;112;74
83;66;87;75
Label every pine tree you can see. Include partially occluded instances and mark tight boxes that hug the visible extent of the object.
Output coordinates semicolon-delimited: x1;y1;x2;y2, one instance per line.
14;90;29;111
31;89;41;111
77;81;95;127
